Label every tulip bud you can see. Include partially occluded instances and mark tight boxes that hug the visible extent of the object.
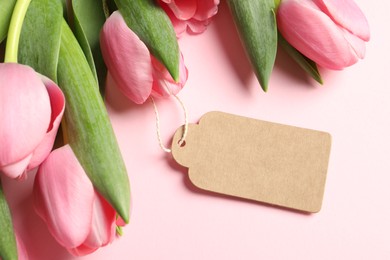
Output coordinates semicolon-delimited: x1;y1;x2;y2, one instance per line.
277;0;370;70
0;63;65;179
100;11;188;104
34;145;118;256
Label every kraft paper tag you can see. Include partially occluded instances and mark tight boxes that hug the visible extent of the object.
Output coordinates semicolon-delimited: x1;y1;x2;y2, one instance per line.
171;112;332;213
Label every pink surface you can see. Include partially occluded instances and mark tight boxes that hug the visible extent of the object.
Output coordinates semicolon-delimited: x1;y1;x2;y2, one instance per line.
2;0;390;259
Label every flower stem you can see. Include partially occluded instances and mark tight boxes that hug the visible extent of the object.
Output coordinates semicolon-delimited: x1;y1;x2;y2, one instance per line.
4;0;31;63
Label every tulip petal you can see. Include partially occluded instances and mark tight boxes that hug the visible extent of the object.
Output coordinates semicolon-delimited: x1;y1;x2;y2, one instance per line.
116;216;126;227
83;194;116;249
160;4;187;37
67;194;116;256
33;145;94;248
167;0;197;20
277;0;358;69
0;64;51;176
100;11;153;104
68;244;98;257
314;0;370;41
151;53;188;98
15;233;29;260
193;0;220;21
0;154;31;179
342;28;366;59
28;76;65;170
186;19;210;34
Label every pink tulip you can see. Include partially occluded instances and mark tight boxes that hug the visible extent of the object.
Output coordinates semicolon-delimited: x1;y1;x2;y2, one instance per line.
159;0;220;37
33;145;120;256
277;0;370;70
100;11;188;104
0;63;65;179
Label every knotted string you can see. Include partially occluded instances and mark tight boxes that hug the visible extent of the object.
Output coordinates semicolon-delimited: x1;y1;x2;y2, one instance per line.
150;95;188;153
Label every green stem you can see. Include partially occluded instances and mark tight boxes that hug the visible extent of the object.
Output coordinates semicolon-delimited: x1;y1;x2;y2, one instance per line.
4;0;31;63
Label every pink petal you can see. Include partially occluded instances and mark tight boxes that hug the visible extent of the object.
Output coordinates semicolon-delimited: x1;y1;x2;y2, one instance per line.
68;244;99;256
151;53;188;98
342;28;366;59
33;145;94;248
100;11;153;104
82;193;116;249
15;233;29;260
68;244;98;257
28;76;65;169
160;4;187;37
186;18;210;34
0;154;31;179
314;0;370;41
116;216;126;227
193;0;220;21
172;20;188;38
0;63;51;176
277;0;358;69
67;194;116;256
166;0;197;20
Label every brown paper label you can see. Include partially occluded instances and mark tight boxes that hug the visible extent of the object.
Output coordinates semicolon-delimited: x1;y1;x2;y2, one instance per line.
171;112;332;213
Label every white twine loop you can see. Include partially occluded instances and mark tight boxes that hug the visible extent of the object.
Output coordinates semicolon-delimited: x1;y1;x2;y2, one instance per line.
150;95;188;153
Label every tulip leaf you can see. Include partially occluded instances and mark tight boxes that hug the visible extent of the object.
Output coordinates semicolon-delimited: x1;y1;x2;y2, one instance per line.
0;0;16;44
114;0;179;81
18;0;62;82
0;180;18;260
71;0;107;95
227;0;277;91
279;33;323;84
57;20;130;223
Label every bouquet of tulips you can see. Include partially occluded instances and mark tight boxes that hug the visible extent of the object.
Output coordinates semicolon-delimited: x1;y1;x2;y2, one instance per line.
0;0;369;259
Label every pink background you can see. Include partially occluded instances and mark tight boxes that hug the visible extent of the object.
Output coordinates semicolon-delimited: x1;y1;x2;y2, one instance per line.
3;0;390;259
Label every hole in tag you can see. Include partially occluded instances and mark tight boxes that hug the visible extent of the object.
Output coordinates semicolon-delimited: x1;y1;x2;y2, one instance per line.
178;140;186;147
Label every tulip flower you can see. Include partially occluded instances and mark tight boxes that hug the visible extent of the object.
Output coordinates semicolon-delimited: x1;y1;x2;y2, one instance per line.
0;63;65;179
100;11;188;104
277;0;370;70
33;145;122;256
159;0;220;37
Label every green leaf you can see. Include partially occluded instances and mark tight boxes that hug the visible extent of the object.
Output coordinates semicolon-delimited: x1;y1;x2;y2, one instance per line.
279;33;323;84
227;0;277;91
0;0;16;43
0;180;18;260
58;20;130;223
18;0;62;82
71;0;107;94
114;0;179;81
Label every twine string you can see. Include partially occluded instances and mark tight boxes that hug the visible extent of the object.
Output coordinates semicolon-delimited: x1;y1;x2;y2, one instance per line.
150;95;188;153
